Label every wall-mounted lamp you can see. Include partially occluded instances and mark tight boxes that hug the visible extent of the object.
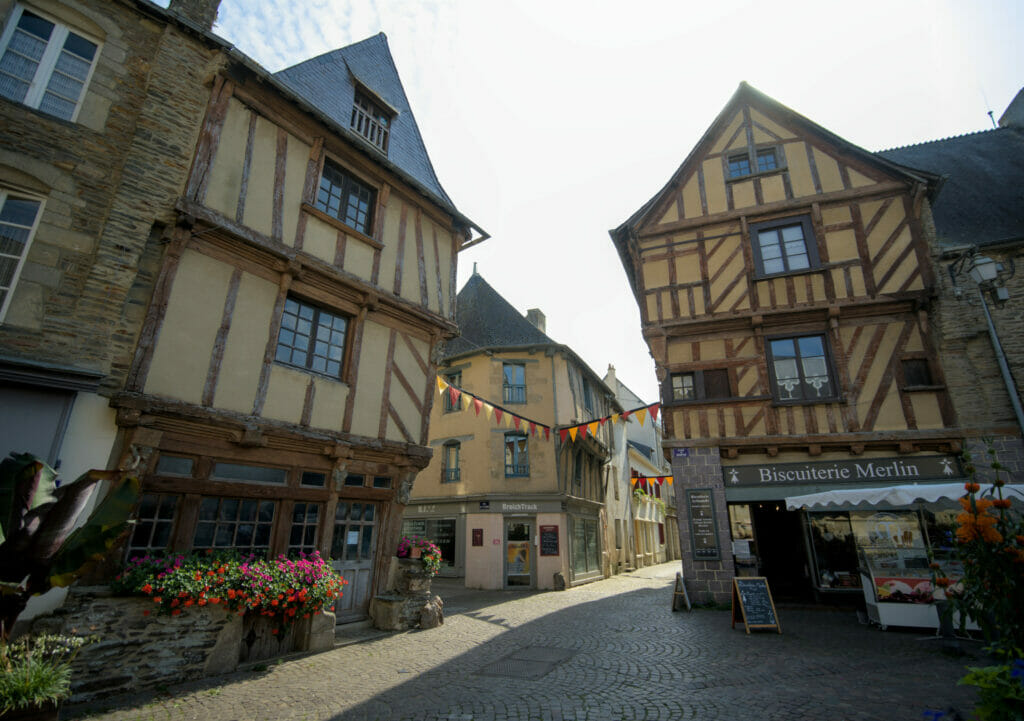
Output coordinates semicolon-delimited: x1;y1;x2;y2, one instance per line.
968;255;999;285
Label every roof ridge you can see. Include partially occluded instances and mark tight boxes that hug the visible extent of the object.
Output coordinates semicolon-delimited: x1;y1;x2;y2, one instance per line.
876;126;1006;153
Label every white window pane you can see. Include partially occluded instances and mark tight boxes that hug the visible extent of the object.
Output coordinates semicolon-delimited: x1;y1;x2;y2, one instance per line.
0;73;31;104
764;258;785;274
758;229;780;247
802;356;827;377
761;243;782;259
781;225;805;242
38;92;75;120
784;240;807;255
54;49;91;81
774;358;799;380
788;253;810;270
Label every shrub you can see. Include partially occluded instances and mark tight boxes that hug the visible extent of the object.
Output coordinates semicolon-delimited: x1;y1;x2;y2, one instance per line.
0;633;93;712
113;550;347;631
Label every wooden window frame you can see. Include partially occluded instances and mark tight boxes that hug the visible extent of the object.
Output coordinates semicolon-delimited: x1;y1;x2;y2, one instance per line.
749;215;820;278
350;88;392;154
765;332;840;405
667;368;733;404
899;355;942;391
727;152;751;179
504;432;530;478
442;371;462;413
442;441;460;483
314;157;376;236
725;144;786;184
502;363;526;405
274;295;352;381
0;189;44;323
0;4;101;122
287;502;321;555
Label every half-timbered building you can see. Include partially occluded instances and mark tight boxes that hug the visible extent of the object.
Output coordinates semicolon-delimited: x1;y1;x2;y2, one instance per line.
0;0;483;624
404;272;620;589
611;83;967;604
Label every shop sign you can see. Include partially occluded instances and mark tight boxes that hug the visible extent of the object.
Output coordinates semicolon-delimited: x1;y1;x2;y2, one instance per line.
474;500;564;514
672;448;690;458
686;488;720;560
723;455;959;487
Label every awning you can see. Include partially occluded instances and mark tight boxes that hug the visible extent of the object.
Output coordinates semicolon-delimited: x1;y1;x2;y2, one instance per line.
786;483;1024;510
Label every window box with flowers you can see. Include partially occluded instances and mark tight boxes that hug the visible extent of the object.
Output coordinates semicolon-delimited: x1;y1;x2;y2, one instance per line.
396;535;442;576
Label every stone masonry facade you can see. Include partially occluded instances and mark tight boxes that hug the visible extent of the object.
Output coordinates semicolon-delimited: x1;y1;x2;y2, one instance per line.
671;445;734;604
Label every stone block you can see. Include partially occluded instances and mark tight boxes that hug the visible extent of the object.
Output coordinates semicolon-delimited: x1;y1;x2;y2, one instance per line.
369;596;407;632
419;596;444;630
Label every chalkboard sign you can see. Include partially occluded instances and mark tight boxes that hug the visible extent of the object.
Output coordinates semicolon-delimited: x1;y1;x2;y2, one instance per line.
731;577;781;634
686;489;720;560
539;525;559;556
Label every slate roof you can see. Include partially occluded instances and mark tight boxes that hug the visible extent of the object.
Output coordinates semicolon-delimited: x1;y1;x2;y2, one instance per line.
877;126;1024;248
440;273;554;359
274;33;455;213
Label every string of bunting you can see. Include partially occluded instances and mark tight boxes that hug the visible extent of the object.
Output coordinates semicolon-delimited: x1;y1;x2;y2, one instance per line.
435;377;661;444
631;475;674;486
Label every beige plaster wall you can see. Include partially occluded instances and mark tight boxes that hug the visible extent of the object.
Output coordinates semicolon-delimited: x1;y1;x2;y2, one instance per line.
463;512;503;589
213;271;277;414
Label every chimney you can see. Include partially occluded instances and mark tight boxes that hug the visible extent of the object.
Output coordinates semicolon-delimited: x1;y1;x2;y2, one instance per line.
168;0;221;30
525;308;545;334
605;363;617;389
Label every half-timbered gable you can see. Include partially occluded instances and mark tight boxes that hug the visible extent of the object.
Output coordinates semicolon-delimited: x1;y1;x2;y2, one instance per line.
611;83;964;605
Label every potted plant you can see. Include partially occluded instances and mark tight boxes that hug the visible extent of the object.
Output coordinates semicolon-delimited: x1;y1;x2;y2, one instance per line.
396;536;442;576
0;632;93;719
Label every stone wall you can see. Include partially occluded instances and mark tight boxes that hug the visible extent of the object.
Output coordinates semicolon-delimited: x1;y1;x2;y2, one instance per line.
670;446;733;604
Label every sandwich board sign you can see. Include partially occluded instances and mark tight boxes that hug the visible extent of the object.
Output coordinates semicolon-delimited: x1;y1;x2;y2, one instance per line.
731;577;781;634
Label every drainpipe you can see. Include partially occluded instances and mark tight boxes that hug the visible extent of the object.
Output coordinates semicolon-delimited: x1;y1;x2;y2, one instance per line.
977;287;1024;436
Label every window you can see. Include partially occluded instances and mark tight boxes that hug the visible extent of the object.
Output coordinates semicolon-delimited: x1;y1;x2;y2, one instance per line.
504;433;529;477
574;449;583;485
902;359;934;387
275;297;349;378
315;158;375;236
442;441;460;482
126;494;178;555
750;216;819;276
192;497;276;555
372;476;392;489
0;5;99;121
727;153;751;178
288;502;320;555
0;191;42;321
756;148;777;172
331;502;375;562
350;89;391;154
669;369;731;402
211;462;287;485
442;371;461;412
344;474;365;487
767;334;836;402
155;455;193;477
582;381;594;413
300;471;326;487
503;363;526;404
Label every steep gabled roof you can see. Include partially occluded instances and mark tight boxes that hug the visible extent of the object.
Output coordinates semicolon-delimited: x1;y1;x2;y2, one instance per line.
878;126;1024;248
440;273;553;358
274;34;453;212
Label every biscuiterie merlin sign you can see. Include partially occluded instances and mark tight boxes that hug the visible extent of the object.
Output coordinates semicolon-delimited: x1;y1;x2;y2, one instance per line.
723;456;960;487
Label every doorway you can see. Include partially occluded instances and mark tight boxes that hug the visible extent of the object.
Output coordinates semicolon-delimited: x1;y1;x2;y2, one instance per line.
504;518;533;588
751;503;812;601
330;501;377;622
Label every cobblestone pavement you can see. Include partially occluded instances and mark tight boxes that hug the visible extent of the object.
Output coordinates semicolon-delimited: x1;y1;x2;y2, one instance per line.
67;564;981;721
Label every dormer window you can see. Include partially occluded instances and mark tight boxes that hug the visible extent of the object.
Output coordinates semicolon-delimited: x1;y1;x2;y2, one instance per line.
756;148;777;172
350;89;391;154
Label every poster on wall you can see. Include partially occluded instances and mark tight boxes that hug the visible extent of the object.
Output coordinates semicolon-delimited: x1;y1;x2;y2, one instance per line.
507;541;531;574
686;488;720;560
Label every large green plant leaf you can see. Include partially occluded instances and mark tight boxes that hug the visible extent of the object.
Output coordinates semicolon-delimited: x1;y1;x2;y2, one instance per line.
26;469;120;566
0;453;59;546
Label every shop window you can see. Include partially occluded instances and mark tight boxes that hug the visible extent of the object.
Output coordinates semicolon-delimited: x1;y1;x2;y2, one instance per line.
126;493;178;556
192;497;276;555
750;216;819;276
275;297;349;379
0;5;100;122
571;517;600;575
315;158;375;235
502;363;526;404
344;474;365;486
442;441;460;482
504;433;529;477
400;518;456;568
155;454;193;477
0;190;42;322
767;334;837;402
902;358;934;388
288;502;320;555
442;370;462;412
669;369;731;402
211;462;287;485
372;476;391;489
300;471;326;487
350;88;392;154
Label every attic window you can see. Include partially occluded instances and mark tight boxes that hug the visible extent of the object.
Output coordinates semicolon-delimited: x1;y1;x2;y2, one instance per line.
727;153;751;178
351;89;391;154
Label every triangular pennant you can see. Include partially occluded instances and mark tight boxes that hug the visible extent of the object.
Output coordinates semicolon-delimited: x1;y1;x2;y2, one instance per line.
462;393;473;410
610;413;620;425
588;421;599;437
649;403;660;422
483;403;493;419
559;428;568;443
473;397;484;415
494;408;503;425
657;476;665;484
598;416;607;426
529;422;536;436
513;416;521;430
544;427;551;441
437;377;449;393
630;478;638;486
449;386;461;407
569;426;578;442
622;411;631;421
666;476;673;485
635;407;647;426
578;424;588;439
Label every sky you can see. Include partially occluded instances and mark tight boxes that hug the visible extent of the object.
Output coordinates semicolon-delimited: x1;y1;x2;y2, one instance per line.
203;0;1023;403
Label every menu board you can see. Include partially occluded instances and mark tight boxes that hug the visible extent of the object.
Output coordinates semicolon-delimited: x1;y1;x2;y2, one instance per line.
540;525;559;556
731;577;781;634
686;489;720;560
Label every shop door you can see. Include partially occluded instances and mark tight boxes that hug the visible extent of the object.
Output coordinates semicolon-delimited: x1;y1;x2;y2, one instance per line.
752;504;812;601
505;519;533;588
330;501;377;622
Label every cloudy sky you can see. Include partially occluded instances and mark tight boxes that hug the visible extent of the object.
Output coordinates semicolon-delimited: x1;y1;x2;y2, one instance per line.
202;0;1022;402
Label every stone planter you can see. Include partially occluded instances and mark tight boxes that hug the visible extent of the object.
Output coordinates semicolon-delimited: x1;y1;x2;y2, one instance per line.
368;557;442;631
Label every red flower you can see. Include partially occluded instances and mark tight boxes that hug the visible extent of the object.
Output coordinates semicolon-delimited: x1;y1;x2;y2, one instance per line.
171;609;181;616
141;584;153;594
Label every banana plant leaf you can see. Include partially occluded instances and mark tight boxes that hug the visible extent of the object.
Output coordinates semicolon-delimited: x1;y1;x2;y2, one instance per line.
0;453;59;547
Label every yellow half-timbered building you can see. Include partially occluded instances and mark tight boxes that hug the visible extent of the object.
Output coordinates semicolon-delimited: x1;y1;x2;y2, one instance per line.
611;83;966;604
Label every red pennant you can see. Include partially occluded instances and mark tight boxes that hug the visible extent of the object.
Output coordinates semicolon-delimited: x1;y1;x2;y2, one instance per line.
598;416;607;426
657;476;665;484
559;428;568;443
513;416;521;430
473;397;483;415
529;422;536;435
578;424;588;439
544;427;550;441
649;403;660;422
494;408;503;424
449;386;460;406
622;411;631;420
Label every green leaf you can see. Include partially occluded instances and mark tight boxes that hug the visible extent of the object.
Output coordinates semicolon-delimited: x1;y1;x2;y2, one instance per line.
0;453;58;546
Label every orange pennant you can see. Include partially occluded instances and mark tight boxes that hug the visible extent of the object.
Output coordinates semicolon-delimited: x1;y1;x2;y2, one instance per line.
569;426;578;442
588;421;599;437
449;386;461;407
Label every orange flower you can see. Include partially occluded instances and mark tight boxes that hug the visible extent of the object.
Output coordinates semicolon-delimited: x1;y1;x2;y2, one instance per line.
935;577;952;588
993;499;1013;509
964;482;981;493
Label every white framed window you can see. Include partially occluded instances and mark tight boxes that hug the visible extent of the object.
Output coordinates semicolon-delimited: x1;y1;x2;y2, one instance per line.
0;189;43;322
0;4;100;121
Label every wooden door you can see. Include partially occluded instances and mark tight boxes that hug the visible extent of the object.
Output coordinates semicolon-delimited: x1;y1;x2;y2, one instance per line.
330;500;377;622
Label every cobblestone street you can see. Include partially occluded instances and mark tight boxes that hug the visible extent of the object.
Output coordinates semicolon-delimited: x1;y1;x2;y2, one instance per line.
68;563;980;721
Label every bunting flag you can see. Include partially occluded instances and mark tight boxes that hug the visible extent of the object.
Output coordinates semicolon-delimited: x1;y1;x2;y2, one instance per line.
434;376;661;446
631;474;674;485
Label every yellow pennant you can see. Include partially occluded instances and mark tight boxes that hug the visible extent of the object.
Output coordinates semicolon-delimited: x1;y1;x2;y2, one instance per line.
635;407;648;426
610;413;620;425
461;393;473;410
569;426;578;442
588;421;599;437
483;403;493;419
437;377;449;393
